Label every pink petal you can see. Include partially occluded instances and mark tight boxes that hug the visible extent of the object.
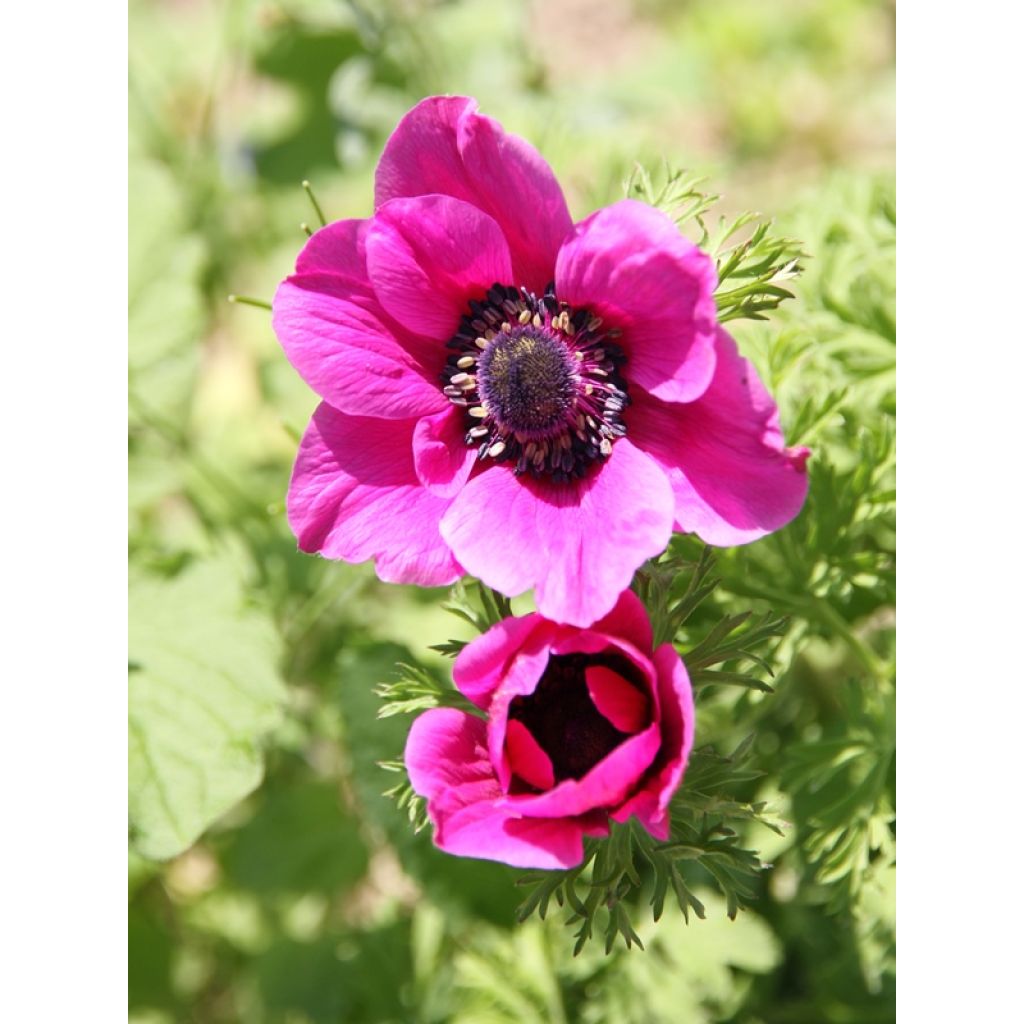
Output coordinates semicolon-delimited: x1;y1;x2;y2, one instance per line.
585;665;649;734
555;200;718;404
630;328;811;545
405;709;587;869
591;589;654;657
374;95;573;293
440;440;674;628
294;217;369;277
413;407;476;499
611;644;695;839
452;613;549;709
365;195;512;340
405;708;496;807
437;804;590;869
511;723;661;819
504;720;555;790
485;633;556;791
287;403;461;587
274;273;446;420
547;631;662;722
275;218;445;415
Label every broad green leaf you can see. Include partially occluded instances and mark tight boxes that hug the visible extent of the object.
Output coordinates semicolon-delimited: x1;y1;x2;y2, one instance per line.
129;559;286;859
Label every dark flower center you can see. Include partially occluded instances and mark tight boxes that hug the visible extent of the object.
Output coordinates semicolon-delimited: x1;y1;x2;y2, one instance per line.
476;327;577;438
440;283;630;482
508;651;648;783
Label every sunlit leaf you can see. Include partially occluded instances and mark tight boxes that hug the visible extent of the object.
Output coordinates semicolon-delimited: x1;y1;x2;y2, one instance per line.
129;558;286;859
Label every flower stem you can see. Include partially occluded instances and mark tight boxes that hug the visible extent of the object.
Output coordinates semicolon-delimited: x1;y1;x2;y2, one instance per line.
227;294;272;311
302;179;327;228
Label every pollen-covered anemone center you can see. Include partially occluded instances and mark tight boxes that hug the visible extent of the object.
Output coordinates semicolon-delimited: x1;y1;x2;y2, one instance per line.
476;327;576;438
508;651;648;784
440;282;629;482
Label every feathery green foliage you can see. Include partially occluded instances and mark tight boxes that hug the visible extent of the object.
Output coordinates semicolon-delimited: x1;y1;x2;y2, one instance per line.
627;162;804;324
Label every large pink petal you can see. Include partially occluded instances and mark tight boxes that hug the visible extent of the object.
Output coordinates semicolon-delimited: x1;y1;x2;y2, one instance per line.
287;403;461;587
405;708;495;809
413;407;476;499
294;217;369;278
405;709;588;869
274;273;446;419
375;96;572;293
365;195;512;340
440;440;674;627
629;328;811;545
510;723;661;819
435;802;591;869
611;644;695;840
294;221;440;368
556;200;718;404
452;613;549;709
591;588;654;654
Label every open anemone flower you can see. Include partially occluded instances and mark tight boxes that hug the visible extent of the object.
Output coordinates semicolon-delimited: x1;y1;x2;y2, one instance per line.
404;590;694;869
275;96;809;627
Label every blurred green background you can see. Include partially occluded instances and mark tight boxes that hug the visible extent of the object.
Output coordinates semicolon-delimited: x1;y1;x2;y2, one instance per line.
128;1;895;1021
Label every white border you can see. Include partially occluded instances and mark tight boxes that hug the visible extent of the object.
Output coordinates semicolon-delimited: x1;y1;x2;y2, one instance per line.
0;2;125;1017
900;2;1024;1019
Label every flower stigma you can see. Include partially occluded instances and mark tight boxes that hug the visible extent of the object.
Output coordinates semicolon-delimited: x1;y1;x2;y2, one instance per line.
441;283;630;481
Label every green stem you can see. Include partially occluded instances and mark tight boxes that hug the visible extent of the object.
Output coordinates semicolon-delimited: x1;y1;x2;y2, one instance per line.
302;179;328;227
227;294;272;311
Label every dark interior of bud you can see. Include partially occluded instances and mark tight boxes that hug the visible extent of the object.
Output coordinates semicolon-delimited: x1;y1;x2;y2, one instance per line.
508;651;648;783
476;327;577;438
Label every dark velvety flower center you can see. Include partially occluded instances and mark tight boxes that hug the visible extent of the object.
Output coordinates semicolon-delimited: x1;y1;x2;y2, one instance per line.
441;283;629;482
508;651;648;783
476;327;577;438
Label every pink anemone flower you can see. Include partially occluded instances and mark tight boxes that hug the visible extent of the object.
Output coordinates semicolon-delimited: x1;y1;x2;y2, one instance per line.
275;95;809;627
404;590;694;869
